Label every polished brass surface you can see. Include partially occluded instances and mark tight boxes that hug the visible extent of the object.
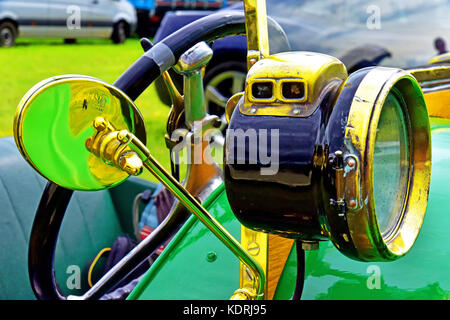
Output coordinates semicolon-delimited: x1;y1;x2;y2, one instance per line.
344;67;431;261
85;118;144;176
239;226;268;298
243;0;270;69
240;52;347;117
423;89;450;119
409;64;450;89
230;288;259;300
225;92;244;123
13;75;146;190
343;155;361;210
428;52;450;65
408;64;450;119
163;71;185;138
247;78;277;103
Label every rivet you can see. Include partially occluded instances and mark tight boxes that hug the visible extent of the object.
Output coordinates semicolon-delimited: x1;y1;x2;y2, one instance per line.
348;199;357;208
206;251;217;262
247;242;260;256
293;109;300;115
347;158;356;167
250;108;257;114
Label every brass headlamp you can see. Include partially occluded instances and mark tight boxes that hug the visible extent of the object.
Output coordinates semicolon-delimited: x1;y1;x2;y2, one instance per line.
224;51;431;262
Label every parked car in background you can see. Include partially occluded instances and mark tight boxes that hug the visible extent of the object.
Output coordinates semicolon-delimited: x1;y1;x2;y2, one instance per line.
0;0;137;47
128;0;232;37
154;0;450;126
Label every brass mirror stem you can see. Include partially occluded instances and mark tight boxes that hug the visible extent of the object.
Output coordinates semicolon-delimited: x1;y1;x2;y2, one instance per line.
236;0;271;299
87;119;265;300
243;0;270;69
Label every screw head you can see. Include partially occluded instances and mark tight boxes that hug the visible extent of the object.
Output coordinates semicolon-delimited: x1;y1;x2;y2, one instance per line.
93;117;107;131
206;251;217;262
247;242;260;256
347;157;356;167
348;199;357;208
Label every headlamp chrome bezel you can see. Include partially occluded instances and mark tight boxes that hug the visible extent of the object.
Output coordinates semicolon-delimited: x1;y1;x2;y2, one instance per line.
340;67;431;261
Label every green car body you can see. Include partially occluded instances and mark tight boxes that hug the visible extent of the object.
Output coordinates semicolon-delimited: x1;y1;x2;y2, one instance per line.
128;117;450;300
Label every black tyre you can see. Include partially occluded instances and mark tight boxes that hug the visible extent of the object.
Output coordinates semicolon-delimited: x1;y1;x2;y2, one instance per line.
0;21;17;48
111;21;127;44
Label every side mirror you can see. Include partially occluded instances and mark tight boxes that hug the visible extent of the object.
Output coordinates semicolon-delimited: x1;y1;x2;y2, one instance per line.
14;74;266;300
14;75;147;191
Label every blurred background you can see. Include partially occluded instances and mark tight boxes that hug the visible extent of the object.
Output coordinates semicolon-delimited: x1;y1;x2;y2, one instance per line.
1;0;449;181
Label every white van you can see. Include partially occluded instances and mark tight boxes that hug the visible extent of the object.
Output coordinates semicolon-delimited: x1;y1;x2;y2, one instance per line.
0;0;137;47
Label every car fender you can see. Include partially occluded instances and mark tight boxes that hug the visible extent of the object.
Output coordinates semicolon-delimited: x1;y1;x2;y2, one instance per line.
112;11;137;34
0;9;19;24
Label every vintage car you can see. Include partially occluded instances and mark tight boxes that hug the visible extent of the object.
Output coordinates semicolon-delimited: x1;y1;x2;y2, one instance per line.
1;0;450;302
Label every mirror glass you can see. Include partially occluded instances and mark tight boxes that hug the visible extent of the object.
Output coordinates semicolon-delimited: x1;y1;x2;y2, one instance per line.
14;76;146;191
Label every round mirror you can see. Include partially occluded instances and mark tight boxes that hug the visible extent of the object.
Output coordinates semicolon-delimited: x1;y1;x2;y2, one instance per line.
14;75;146;191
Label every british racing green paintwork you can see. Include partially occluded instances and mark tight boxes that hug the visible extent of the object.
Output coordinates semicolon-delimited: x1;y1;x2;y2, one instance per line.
128;117;450;300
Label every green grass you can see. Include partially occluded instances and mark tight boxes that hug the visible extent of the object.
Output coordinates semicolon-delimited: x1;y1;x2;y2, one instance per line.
0;37;172;182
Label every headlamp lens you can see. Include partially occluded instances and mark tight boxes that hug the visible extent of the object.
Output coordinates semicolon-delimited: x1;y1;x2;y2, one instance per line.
373;91;410;237
252;82;273;99
282;81;305;100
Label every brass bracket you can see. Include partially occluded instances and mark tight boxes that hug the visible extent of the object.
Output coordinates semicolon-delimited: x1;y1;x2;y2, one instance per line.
330;150;361;217
239;226;268;299
85;117;143;176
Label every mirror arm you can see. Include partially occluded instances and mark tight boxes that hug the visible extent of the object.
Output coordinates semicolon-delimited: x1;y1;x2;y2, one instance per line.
117;130;266;300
